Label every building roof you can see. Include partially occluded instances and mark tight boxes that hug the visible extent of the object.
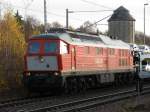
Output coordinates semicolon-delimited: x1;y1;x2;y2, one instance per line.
108;6;135;21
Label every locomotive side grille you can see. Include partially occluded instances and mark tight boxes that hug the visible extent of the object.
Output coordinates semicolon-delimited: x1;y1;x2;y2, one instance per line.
27;56;58;71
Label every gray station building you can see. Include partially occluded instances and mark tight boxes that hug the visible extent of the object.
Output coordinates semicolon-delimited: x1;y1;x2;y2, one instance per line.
108;6;135;43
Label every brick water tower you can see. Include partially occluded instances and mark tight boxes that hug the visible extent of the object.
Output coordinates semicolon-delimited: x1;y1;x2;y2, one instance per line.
108;6;135;43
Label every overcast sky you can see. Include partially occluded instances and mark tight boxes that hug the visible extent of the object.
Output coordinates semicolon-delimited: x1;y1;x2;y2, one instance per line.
1;0;150;35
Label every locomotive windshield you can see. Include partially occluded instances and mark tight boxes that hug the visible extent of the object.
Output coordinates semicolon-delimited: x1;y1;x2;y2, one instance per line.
28;41;58;54
44;42;58;53
28;42;40;53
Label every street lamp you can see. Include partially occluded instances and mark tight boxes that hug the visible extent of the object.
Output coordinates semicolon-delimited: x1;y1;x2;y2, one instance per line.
144;3;148;45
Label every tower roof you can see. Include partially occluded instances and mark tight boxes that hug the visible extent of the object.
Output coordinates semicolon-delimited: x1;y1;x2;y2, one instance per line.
108;6;135;21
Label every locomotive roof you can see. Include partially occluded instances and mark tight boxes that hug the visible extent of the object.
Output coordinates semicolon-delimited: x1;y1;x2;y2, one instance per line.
99;34;130;48
31;31;130;49
31;32;106;47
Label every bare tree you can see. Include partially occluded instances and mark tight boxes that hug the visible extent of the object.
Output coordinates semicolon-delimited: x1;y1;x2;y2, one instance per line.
78;21;98;33
51;21;63;28
134;31;150;45
24;16;41;41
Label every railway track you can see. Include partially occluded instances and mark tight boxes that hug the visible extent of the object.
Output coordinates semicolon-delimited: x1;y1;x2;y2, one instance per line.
0;95;52;109
0;85;126;109
26;86;150;112
0;86;128;110
1;84;150;112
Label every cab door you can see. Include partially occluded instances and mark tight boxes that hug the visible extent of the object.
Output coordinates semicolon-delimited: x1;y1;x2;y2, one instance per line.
71;47;76;70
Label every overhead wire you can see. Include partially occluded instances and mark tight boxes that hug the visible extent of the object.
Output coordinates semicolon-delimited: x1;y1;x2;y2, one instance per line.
85;14;112;28
7;3;110;22
1;2;83;21
80;0;113;10
1;1;112;27
68;10;113;13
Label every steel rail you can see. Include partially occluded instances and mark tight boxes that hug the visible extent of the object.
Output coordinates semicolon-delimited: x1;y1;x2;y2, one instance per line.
0;95;50;109
61;87;150;112
1;85;150;111
27;86;150;112
27;89;136;112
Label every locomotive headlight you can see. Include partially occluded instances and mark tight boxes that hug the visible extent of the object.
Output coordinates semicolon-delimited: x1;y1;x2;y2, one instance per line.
40;57;44;62
54;72;59;76
26;72;31;76
39;56;45;63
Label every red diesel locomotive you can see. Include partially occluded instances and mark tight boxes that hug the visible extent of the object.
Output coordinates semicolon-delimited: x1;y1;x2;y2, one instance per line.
23;29;135;92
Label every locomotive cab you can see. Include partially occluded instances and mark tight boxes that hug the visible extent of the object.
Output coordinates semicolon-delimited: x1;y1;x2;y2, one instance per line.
23;35;68;91
27;40;59;71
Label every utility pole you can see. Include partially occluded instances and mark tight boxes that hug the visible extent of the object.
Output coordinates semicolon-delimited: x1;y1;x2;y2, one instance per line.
23;0;34;39
144;3;148;45
66;9;68;29
44;0;47;33
0;2;1;20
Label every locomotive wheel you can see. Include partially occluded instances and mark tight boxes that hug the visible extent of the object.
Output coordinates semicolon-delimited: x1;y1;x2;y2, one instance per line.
76;78;81;93
63;78;70;94
122;74;127;85
123;75;126;85
119;75;124;86
71;78;78;94
77;78;85;92
128;74;133;84
129;74;135;84
81;79;87;92
64;77;78;94
64;83;69;94
115;75;119;86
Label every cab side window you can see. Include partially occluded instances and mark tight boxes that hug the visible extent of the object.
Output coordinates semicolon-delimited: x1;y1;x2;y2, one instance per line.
60;41;68;54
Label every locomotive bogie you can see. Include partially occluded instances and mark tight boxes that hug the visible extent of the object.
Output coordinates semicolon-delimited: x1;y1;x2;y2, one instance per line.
23;72;63;92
